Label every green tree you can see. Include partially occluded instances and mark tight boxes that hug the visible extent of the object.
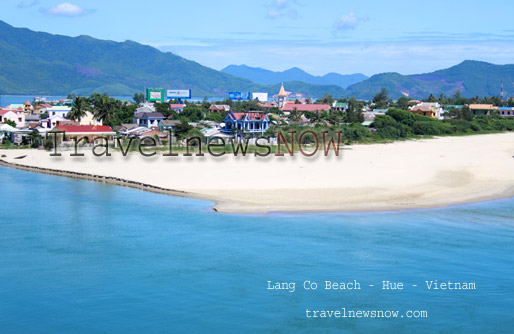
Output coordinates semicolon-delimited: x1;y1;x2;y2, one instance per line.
346;98;364;124
154;101;172;118
448;105;472;121
174;122;194;140
396;96;410;110
69;96;89;122
133;92;145;104
180;105;204;122
289;107;302;122
318;93;334;105
3;119;16;127
186;128;205;140
426;94;437;102
26;130;43;148
205;112;223;123
115;103;138;125
373;88;389;109
305;110;325;126
89;93;120;126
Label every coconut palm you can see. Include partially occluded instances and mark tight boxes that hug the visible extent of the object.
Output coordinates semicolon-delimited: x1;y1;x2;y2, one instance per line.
90;94;120;125
289;107;302;122
69;96;89;122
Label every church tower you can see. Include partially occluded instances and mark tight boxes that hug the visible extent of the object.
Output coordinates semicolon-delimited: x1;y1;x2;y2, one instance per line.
278;83;290;109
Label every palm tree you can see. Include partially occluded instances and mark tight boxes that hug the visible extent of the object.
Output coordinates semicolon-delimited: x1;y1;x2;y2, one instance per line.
69;96;89;122
289;107;302;122
91;94;119;125
26;130;42;148
309;110;324;126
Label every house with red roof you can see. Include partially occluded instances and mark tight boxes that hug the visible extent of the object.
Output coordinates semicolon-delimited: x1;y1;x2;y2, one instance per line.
209;104;231;113
51;125;116;143
222;111;270;134
259;102;279;110
281;103;331;113
0;109;26;128
170;104;186;113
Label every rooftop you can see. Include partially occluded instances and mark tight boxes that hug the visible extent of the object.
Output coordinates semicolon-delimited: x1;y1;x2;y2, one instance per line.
54;125;115;133
282;104;331;112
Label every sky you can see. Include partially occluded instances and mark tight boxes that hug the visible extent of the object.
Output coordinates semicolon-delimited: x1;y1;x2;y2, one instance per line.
2;0;514;76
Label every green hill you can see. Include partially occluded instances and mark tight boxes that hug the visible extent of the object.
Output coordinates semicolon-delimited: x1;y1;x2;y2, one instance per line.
0;20;345;98
2;20;509;100
345;60;514;99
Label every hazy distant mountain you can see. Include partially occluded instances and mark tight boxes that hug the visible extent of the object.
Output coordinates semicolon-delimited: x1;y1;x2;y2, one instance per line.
345;61;514;99
0;20;345;97
222;65;368;89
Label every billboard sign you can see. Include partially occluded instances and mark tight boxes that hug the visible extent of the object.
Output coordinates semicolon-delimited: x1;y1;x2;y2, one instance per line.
252;92;268;102
229;92;242;100
147;88;165;103
166;90;191;99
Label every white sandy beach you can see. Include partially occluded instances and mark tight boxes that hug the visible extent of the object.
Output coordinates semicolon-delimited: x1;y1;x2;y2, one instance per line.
1;133;514;213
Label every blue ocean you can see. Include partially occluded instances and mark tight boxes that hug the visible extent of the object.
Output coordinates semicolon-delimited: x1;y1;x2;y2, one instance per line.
0;95;133;107
0;166;513;333
0;95;225;107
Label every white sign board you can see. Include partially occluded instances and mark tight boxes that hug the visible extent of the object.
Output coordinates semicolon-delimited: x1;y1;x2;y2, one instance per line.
167;90;191;98
150;91;162;99
252;92;268;102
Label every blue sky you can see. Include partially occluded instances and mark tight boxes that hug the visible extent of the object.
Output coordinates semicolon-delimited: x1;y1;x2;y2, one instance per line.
2;0;514;76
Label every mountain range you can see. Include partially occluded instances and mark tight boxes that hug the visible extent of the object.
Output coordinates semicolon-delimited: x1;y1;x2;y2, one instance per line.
0;20;513;100
221;65;368;89
345;61;514;99
0;20;345;98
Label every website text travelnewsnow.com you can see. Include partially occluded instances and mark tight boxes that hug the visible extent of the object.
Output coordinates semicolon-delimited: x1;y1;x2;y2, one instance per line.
47;130;344;157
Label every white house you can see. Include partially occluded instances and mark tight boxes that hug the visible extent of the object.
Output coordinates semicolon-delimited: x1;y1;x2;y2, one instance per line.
135;105;155;114
47;106;72;118
40;115;68;129
134;112;166;128
0;109;26;128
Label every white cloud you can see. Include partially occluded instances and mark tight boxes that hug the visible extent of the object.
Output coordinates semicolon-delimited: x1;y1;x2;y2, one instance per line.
42;2;93;17
332;12;359;34
267;0;298;20
154;38;514;77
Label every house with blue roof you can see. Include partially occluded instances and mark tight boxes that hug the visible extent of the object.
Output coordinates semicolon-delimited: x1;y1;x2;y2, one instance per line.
222;111;270;134
498;107;514;117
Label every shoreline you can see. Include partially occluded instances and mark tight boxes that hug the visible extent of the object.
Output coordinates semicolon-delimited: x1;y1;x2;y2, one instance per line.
0;158;217;208
2;156;513;214
1;133;514;214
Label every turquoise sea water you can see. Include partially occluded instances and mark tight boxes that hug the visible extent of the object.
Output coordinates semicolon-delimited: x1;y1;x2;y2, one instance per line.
0;166;513;333
0;95;133;107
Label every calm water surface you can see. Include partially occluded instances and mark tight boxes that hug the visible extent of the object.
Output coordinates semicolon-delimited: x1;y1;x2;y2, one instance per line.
0;166;513;333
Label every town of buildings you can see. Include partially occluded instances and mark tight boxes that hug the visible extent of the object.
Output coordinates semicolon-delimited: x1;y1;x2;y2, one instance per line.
1;84;513;146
